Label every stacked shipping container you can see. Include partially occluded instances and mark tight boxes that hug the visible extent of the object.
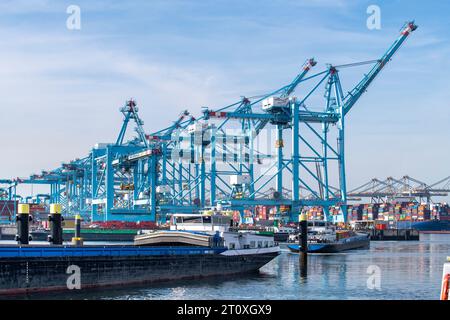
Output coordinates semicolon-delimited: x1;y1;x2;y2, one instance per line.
345;202;432;223
377;203;389;221
306;206;324;220
432;204;450;220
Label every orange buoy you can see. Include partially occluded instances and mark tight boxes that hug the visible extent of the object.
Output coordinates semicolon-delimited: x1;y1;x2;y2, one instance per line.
441;274;450;300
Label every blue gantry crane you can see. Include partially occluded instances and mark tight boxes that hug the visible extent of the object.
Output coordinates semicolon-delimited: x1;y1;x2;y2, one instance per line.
0;21;418;223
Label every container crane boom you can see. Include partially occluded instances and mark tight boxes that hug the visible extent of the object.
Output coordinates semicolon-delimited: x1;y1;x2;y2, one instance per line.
341;21;417;116
255;58;317;133
282;58;317;98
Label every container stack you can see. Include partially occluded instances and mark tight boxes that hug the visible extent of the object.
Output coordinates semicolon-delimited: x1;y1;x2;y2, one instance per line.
244;210;253;223
329;206;341;218
361;204;378;221
377;203;389;221
410;204;418;220
394;203;402;221
400;203;411;221
90;221;158;229
362;204;368;221
306;206;324;220
268;207;277;220
248;201;443;224
410;203;416;220
347;204;362;221
249;202;445;224
432;205;440;220
370;204;378;220
388;204;395;222
346;205;354;222
418;204;431;220
439;204;450;221
255;206;268;220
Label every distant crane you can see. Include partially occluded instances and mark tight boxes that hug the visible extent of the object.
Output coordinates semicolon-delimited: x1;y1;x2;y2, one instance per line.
348;175;450;204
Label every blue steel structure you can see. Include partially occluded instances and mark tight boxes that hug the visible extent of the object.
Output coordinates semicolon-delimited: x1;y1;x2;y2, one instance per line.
0;22;417;223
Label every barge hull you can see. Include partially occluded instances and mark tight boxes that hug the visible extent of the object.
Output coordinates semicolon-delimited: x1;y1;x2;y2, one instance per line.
309;238;369;253
0;247;278;295
287;237;370;253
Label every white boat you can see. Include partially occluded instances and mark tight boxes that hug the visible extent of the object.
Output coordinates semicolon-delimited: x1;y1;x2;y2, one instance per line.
135;213;281;257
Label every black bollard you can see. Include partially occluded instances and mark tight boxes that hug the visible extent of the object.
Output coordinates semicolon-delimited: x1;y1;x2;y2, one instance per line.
299;213;308;277
48;204;63;245
15;204;32;245
72;214;84;246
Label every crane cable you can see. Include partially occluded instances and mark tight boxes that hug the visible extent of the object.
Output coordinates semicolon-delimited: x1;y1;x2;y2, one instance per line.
333;59;381;69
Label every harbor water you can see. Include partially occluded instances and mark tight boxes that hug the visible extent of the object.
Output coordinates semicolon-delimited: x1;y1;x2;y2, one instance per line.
6;234;450;300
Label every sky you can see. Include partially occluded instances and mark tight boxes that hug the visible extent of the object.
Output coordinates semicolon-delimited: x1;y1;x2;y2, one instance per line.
0;0;449;198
